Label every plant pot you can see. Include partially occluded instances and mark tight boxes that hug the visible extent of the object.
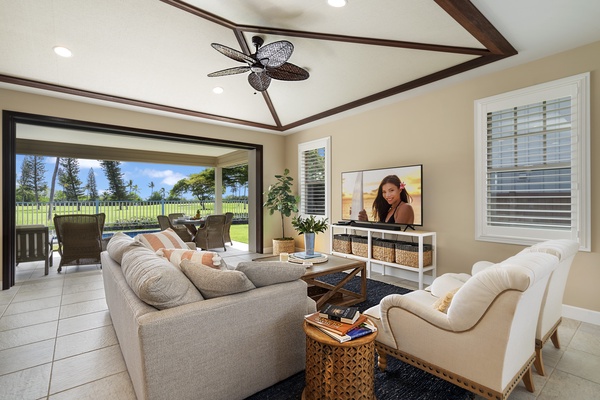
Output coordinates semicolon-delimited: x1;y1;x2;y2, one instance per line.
273;238;295;255
304;232;316;256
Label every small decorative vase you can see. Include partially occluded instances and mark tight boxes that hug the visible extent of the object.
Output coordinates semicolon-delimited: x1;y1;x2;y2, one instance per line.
305;232;316;256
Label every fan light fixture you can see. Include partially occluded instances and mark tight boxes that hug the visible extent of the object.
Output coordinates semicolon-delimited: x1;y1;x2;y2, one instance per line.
208;36;309;92
53;46;72;57
212;87;224;94
328;0;347;7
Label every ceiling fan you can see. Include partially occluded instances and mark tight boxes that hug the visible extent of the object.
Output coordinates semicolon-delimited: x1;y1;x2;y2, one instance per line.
208;36;309;92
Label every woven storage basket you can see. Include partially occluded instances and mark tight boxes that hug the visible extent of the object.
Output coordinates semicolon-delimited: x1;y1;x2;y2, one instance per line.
333;234;352;254
273;239;295;255
372;238;395;262
350;235;368;257
394;242;433;268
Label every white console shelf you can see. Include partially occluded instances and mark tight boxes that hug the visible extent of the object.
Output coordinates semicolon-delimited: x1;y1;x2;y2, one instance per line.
329;224;436;289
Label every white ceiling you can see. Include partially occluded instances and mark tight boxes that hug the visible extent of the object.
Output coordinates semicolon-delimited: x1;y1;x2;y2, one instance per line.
1;0;600;134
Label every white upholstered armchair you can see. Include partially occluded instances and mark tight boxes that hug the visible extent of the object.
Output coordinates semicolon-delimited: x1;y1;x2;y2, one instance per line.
472;239;579;376
364;251;559;400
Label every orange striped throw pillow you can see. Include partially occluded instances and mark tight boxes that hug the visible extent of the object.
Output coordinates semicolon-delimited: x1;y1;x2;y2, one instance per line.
135;228;188;251
157;248;223;269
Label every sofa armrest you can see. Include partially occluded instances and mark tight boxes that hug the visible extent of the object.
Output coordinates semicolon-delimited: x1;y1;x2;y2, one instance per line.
472;260;494;275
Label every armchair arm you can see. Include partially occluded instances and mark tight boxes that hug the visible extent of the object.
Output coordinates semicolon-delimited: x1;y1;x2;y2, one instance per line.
380;293;453;332
472;260;494;275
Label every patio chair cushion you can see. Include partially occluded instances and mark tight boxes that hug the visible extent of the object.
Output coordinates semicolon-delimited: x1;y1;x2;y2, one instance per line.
235;261;306;287
121;245;204;309
180;260;255;299
157;248;225;270
107;232;145;264
135;228;188;251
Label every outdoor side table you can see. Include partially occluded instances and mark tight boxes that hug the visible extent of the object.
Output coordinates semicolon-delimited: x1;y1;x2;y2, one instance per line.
302;320;377;400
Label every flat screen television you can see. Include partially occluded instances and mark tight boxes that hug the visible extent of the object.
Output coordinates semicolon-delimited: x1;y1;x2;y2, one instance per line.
341;164;423;230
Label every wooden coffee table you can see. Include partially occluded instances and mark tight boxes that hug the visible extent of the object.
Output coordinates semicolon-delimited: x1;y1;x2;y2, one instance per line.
254;254;367;310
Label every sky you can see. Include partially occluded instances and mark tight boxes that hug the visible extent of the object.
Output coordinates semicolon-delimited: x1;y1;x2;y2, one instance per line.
16;155;207;200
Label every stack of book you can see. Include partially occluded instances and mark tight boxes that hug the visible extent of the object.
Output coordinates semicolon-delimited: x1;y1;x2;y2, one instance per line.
305;304;377;343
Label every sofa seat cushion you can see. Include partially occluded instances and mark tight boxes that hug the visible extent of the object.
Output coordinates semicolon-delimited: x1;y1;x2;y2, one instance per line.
107;232;145;264
180;260;255;299
134;228;188;251
157;248;225;269
235;261;306;287
121;246;204;309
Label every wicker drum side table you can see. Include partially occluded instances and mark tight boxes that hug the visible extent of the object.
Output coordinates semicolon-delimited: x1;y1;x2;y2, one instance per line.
302;321;377;400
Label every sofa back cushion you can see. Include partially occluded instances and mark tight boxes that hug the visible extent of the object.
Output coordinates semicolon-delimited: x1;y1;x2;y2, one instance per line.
180;260;255;299
121;245;203;309
135;228;188;251
235;261;306;287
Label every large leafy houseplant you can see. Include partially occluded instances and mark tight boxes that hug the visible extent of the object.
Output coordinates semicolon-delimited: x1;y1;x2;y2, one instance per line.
263;169;299;240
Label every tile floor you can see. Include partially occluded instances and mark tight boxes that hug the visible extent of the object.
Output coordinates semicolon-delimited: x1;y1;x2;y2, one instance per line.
1;246;599;400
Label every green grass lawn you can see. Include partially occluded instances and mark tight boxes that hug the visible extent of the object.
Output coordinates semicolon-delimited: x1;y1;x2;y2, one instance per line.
230;224;248;244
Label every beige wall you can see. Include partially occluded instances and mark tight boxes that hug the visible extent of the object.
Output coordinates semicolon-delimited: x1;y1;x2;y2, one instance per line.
287;41;600;313
0;88;287;253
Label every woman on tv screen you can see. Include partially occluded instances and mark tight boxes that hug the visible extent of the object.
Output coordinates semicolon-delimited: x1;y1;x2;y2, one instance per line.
358;175;414;225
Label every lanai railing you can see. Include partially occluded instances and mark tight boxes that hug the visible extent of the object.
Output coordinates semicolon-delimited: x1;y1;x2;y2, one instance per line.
16;199;249;232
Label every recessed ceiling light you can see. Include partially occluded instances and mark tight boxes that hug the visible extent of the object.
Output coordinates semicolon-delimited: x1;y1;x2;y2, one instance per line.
212;87;224;94
53;46;72;57
328;0;347;7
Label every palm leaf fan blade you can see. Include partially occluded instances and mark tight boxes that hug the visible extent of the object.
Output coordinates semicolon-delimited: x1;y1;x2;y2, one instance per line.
256;40;293;68
266;63;309;81
248;72;271;91
207;66;251;77
210;43;254;64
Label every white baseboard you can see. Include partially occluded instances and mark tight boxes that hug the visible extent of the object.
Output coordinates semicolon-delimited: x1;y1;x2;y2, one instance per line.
562;304;600;326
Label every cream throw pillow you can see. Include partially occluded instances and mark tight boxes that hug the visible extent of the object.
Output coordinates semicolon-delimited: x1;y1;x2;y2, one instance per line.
121;246;203;309
157;248;224;270
106;232;145;264
134;228;188;251
235;261;305;287
180;259;255;299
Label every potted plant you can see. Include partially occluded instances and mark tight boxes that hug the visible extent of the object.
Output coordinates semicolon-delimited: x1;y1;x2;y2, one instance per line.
292;215;329;256
263;169;299;255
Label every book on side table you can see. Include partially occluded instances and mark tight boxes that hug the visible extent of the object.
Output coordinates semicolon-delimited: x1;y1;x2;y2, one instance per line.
319;303;360;324
305;312;377;343
317;321;377;343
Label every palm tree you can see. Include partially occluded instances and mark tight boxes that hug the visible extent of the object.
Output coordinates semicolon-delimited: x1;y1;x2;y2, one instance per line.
148;181;155;195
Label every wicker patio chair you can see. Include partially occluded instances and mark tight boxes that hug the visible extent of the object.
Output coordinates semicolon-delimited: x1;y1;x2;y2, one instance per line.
194;214;226;251
160;214;195;242
54;213;106;273
223;212;234;245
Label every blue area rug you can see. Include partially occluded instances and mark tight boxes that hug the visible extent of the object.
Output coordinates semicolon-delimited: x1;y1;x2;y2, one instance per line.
246;273;472;400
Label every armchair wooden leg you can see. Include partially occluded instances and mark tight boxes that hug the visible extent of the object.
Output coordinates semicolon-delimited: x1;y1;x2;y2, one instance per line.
550;329;560;349
376;350;388;372
522;366;535;393
533;347;545;376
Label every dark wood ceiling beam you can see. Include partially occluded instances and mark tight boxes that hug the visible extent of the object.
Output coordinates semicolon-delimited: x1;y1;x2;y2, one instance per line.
0;74;283;131
435;0;517;56
236;26;490;56
160;0;236;29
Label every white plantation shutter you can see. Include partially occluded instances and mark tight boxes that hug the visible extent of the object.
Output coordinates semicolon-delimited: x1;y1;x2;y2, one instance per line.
298;137;330;218
475;73;589;250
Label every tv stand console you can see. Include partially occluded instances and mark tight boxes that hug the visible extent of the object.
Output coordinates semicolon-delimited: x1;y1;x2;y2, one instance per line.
329;224;436;289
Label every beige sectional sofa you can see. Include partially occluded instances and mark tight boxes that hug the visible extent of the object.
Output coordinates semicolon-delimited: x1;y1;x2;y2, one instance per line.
101;230;316;400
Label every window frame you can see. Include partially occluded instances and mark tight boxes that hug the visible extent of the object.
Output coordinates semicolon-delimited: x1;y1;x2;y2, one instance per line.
297;137;330;221
474;73;590;250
